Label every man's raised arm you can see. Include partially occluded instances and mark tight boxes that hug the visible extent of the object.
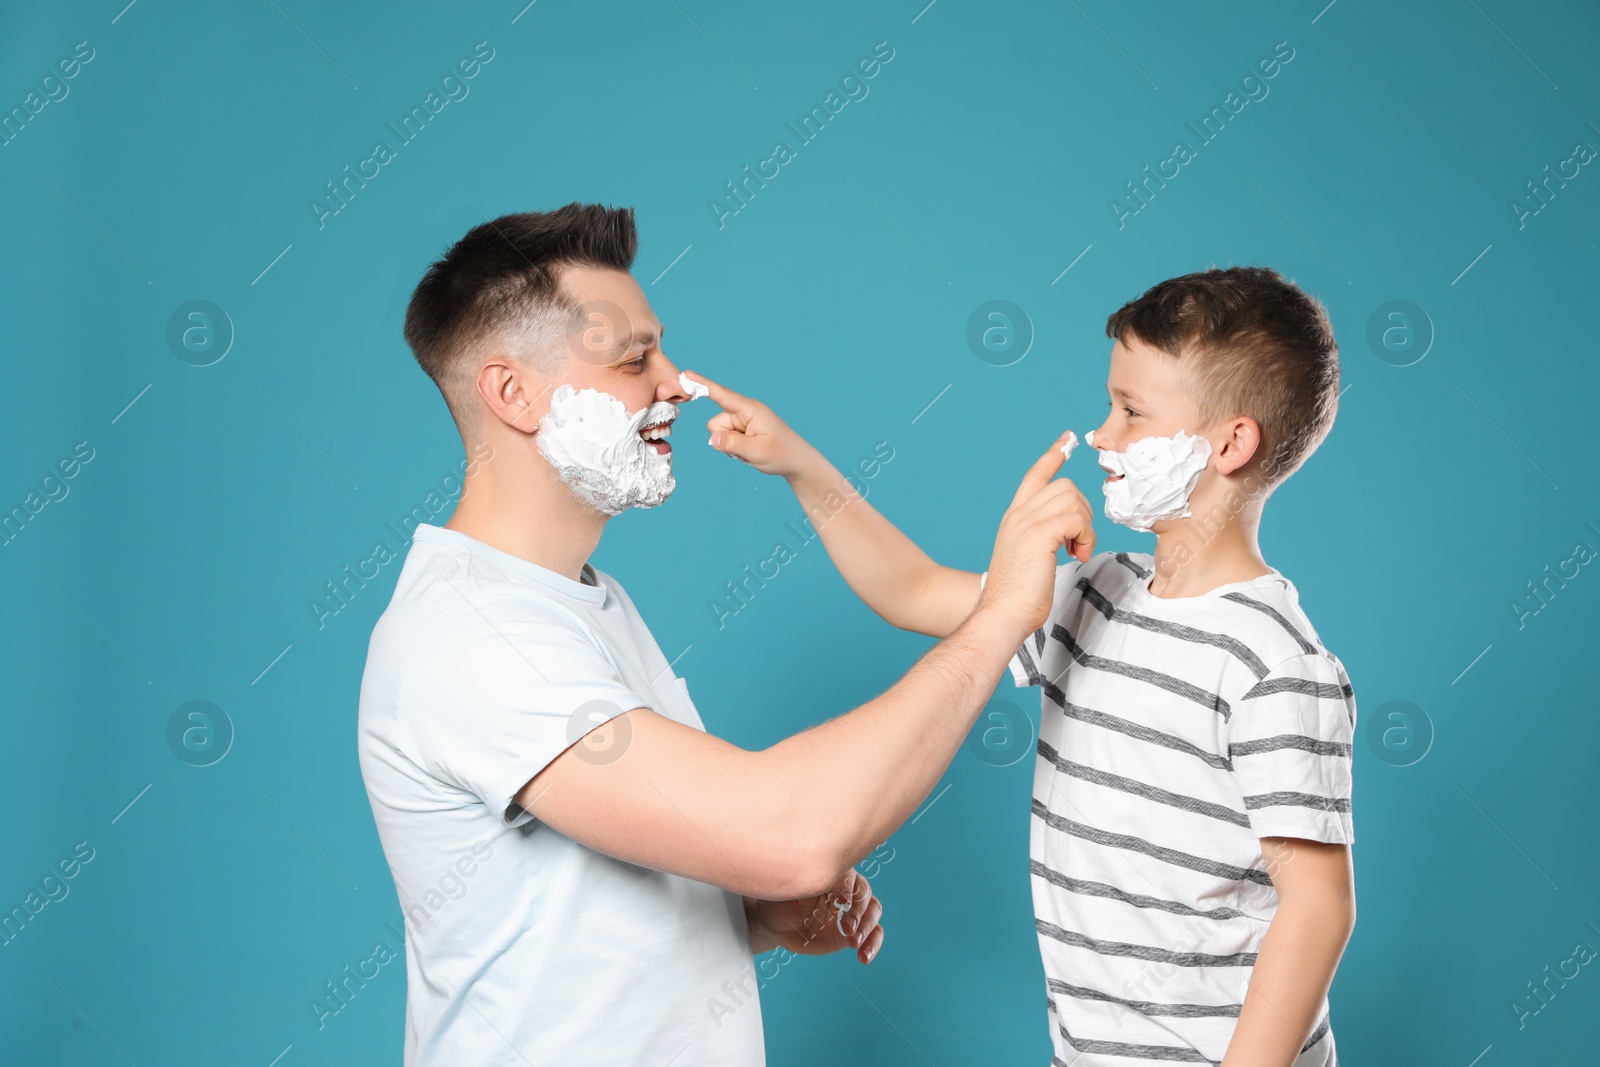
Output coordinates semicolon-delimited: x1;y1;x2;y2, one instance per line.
517;439;1095;900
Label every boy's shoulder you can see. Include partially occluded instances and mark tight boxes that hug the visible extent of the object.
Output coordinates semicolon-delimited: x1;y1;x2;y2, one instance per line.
1075;550;1343;672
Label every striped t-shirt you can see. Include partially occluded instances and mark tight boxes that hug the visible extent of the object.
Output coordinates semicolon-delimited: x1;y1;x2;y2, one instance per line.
1004;552;1355;1066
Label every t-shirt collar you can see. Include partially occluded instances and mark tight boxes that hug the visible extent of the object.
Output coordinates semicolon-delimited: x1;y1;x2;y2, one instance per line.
413;523;607;604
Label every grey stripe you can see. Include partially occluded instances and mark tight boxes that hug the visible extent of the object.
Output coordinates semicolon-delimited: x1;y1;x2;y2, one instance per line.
1030;859;1251;921
1039;740;1250;827
1242;674;1353;701
1036;918;1258;967
1244;790;1352;814
1220;592;1318;654
1016;638;1043;685
1032;798;1274;886
1040;691;1234;771
1050;623;1232;719
1078;579;1272;679
1047;977;1242;1019
1115;552;1152;579
1301;1013;1331;1053
1231;733;1353;758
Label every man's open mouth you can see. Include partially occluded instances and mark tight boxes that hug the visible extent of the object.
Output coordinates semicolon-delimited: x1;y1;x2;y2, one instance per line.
640;418;674;455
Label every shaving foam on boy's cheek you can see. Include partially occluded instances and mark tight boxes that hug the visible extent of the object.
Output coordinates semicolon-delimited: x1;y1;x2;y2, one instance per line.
1084;429;1213;533
536;385;677;515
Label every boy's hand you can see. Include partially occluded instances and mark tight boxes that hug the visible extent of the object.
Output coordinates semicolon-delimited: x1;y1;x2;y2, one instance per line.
977;434;1096;636
744;868;884;964
686;370;823;481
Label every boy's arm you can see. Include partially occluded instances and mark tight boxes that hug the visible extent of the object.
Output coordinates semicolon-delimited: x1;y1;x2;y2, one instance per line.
690;371;1090;638
784;450;980;638
1221;838;1355;1067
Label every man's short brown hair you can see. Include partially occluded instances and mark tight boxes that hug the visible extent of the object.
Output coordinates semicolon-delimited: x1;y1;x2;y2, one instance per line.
403;202;638;433
1104;265;1339;491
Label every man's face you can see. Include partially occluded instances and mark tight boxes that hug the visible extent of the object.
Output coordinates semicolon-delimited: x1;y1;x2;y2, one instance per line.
546;264;689;457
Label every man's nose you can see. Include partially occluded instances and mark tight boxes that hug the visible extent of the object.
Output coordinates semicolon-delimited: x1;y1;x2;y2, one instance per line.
656;356;687;403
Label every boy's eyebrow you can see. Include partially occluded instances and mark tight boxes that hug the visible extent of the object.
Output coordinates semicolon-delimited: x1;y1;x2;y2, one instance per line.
1109;386;1147;405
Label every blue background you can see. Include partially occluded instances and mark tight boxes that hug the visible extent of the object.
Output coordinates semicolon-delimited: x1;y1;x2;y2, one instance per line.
3;0;1597;1063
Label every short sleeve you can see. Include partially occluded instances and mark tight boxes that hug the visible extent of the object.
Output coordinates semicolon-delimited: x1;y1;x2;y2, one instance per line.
1228;652;1356;844
980;561;1083;690
398;605;648;825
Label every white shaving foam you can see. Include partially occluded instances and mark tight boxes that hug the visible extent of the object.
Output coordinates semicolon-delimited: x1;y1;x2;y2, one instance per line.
1058;430;1078;461
536;386;678;515
1085;429;1213;533
679;372;709;401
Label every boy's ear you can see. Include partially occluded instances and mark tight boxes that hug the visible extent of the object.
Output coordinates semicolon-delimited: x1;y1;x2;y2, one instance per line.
1213;415;1261;476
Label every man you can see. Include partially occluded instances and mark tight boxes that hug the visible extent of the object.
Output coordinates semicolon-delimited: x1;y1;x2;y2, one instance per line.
357;202;1090;1065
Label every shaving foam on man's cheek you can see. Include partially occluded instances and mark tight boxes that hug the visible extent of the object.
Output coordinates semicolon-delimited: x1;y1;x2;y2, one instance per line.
536;385;677;515
1084;429;1212;533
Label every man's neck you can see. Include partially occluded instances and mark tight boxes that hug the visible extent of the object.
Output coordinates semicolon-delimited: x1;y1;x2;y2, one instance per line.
1146;508;1271;599
444;458;606;583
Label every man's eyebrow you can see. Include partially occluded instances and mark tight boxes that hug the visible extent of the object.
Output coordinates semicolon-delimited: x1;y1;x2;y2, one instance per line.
617;324;664;352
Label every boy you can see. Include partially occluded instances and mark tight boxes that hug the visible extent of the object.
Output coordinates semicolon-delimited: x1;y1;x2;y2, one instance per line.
697;265;1356;1065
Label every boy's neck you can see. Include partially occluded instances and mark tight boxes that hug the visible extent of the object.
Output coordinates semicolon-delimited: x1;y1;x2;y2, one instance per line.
1146;513;1272;599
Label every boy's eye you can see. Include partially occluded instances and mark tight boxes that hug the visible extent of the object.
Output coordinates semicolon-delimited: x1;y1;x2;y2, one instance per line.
1124;407;1139;417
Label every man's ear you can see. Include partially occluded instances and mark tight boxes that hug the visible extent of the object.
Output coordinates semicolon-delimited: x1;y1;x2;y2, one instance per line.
475;351;550;435
1213;415;1261;476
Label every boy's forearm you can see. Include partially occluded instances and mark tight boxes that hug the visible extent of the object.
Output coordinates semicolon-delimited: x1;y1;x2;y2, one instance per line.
786;450;972;636
1221;893;1354;1066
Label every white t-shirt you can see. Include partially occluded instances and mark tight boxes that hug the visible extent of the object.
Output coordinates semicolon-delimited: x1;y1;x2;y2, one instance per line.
992;551;1354;1066
358;523;764;1067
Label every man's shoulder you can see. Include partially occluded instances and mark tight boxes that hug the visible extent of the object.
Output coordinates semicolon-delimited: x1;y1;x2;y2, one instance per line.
371;545;594;666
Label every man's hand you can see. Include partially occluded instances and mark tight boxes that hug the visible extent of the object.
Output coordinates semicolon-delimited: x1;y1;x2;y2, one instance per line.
976;433;1096;638
744;868;884;965
687;370;824;481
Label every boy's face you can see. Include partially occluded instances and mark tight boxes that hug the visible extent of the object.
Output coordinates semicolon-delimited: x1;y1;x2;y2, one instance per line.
1087;334;1239;534
1088;334;1208;467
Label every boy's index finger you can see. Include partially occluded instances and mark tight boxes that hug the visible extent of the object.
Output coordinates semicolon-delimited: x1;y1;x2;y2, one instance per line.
1009;437;1070;509
682;369;741;409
